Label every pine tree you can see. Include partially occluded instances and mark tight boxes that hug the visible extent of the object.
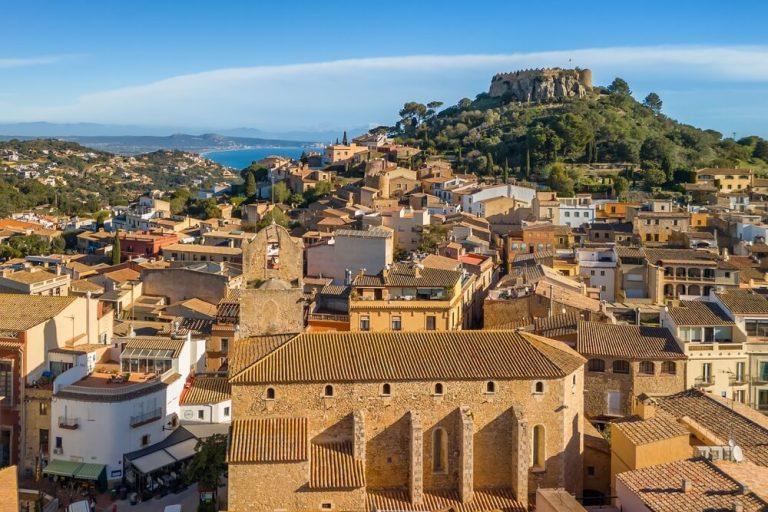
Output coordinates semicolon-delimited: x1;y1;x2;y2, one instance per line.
245;171;257;197
342;131;348;145
502;159;509;184
485;152;494;175
112;231;121;265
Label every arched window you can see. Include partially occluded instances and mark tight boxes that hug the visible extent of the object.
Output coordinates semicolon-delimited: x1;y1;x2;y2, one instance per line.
324;384;334;397
485;381;496;394
434;383;444;396
613;360;630;374
587;359;605;372
639;361;655;375
661;361;677;375
265;387;276;400
432;428;447;473
381;383;391;396
534;381;544;394
532;425;545;469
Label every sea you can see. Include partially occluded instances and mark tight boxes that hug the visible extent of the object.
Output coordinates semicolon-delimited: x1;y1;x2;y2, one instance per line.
202;147;307;169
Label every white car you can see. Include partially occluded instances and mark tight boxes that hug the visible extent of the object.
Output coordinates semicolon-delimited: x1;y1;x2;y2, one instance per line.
164;506;182;512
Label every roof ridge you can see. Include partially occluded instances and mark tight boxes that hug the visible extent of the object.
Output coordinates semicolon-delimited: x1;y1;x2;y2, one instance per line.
228;333;300;383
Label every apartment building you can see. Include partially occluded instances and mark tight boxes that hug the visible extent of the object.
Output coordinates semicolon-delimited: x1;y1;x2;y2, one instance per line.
629;199;690;244
306;227;394;284
695;167;753;192
162;243;242;264
0;267;70;296
577;247;617;301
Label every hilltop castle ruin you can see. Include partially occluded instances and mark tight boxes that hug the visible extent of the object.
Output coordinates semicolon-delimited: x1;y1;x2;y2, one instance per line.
489;67;592;102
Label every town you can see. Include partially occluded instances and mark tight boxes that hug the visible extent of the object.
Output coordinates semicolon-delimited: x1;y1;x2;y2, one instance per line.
2;67;768;512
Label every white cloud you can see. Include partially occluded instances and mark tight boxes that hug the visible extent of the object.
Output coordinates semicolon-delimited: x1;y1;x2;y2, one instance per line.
9;45;768;131
0;55;67;69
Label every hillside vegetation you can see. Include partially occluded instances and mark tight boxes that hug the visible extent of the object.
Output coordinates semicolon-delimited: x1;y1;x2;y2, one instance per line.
391;78;768;195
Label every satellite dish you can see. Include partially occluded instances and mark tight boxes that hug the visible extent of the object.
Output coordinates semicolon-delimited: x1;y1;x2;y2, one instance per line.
732;445;744;462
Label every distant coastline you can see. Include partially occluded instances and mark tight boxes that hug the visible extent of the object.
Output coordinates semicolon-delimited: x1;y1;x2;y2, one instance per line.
202;146;307;169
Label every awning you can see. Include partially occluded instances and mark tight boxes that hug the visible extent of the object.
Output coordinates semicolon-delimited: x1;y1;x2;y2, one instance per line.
43;459;82;477
164;438;198;461
131;450;177;474
73;462;105;481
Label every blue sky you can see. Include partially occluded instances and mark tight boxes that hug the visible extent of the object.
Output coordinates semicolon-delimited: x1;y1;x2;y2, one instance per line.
2;0;768;137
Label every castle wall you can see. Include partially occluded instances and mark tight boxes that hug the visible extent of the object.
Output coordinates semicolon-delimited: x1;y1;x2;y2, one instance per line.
489;68;592;102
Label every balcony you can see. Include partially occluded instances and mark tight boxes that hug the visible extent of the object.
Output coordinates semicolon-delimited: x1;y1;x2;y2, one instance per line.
757;403;768;413
694;376;715;388
58;416;79;430
130;407;163;428
308;312;350;323
729;376;747;386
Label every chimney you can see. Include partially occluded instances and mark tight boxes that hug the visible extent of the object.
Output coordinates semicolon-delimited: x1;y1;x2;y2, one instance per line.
637;400;656;420
734;501;744;512
682;479;693;494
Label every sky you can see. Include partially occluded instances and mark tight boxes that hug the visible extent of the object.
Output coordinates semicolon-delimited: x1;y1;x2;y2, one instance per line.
2;0;768;137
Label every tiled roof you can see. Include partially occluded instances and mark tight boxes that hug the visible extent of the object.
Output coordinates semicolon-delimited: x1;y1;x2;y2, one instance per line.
656;390;768;466
645;248;718;264
576;321;685;360
70;279;104;293
319;284;350;298
534;312;580;338
103;268;140;283
0;294;77;332
215;299;239;322
162;243;241;255
716;289;768;315
353;262;462;289
613;413;690;445
535;282;601;313
227;334;296;376
367;487;525;512
615;246;645;259
181;375;231;405
0;269;60;284
667;300;735;326
231;331;585;384
309;442;365;489
421;254;461;271
122;336;185;358
335;227;392;239
617;458;768;511
227;417;308;463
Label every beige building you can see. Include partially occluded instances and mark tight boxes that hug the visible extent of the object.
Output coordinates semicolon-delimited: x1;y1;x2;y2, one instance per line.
645;248;740;302
226;330;586;511
0;268;70;296
695;167;753;192
532;192;560;224
349;262;466;332
325;142;369;164
363;208;430;252
628;199;690;244
162;243;242;264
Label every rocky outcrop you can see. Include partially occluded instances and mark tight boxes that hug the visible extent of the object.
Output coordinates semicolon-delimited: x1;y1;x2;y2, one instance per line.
489;68;592;102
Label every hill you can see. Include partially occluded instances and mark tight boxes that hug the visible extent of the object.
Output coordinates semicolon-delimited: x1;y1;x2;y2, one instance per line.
390;72;768;195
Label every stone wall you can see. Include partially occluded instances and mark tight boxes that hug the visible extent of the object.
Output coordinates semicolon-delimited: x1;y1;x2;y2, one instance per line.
489;68;592;101
242;223;303;283
141;267;231;304
238;288;304;337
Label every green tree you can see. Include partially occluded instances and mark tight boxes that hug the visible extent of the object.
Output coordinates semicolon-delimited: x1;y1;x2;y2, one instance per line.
245;171;257;198
546;163;576;197
485;152;494;175
607;77;631;95
754;139;768;160
256;208;289;229
418;224;448;253
643;92;663;113
613;176;630;199
643;166;667;190
112;232;121;265
94;210;109;229
272;181;290;204
185;434;227;493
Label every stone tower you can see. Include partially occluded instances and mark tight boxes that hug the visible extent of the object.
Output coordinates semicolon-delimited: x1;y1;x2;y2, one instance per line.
488;68;592;101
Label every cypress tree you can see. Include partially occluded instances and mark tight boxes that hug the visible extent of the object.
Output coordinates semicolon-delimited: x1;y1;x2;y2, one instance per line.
112;231;121;265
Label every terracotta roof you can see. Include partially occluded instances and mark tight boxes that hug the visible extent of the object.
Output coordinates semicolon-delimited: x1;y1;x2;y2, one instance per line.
335;227;392;239
70;279;104;293
617;458;768;511
103;268;140;283
656;390;768;466
172;297;217;318
420;254;461;271
227;334;296;376
227;417;308;463
0;466;19;512
535;282;601;313
613;413;690;445
577;321;685;360
216;299;239;322
534;312;580;338
0;269;61;284
645;248;719;265
121;336;185;358
354;262;462;289
0;294;77;332
309;442;365;489
716;289;768;315
367;487;525;512
181;375;231;405
667;300;735;326
231;330;585;384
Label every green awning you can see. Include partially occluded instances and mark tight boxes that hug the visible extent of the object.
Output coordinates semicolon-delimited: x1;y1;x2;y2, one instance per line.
73;462;105;481
43;459;82;477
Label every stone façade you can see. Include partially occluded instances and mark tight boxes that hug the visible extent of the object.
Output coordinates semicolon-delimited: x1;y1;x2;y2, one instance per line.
489;68;593;102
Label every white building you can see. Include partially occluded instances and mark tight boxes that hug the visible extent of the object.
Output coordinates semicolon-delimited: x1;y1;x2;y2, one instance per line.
559;195;596;228
179;375;231;424
49;333;205;482
306;227;394;283
460;184;535;215
577;247;617;301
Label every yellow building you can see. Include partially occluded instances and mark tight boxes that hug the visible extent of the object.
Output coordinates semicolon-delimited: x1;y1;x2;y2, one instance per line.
695;167;753;192
325;142;369;164
349;262;466;332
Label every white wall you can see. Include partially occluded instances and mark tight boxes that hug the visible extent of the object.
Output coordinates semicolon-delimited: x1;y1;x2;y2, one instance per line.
306;235;393;283
462;184;535;214
180;400;232;424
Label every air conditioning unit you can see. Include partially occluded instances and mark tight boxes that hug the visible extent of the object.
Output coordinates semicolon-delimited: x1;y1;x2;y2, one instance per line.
53;448;63;455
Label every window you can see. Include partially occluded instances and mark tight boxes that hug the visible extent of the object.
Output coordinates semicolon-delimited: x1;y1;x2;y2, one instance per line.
587;466;595;477
55;436;62;450
0;361;11;405
432;428;447;473
39;401;48;415
564;211;570;217
266;387;276;400
613;360;630;374
391;316;402;331
426;316;436;331
198;410;205;420
661;361;677;375
639;361;655;375
532;425;545;469
359;316;370;331
321;503;333;510
736;362;745;382
600;270;605;276
534;381;544;394
587;358;605;372
485;381;496;394
141;434;150;446
39;429;49;452
324;384;334;397
224;407;230;417
590;270;595;276
381;383;391;396
702;362;712;382
433;383;444;396
735;390;746;403
221;338;229;353
746;319;768;337
606;391;622;416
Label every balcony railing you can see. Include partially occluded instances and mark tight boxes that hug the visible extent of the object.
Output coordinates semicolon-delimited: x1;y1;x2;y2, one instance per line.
694;376;715;388
130;407;163;428
729;376;747;386
58;416;79;429
308;312;350;323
